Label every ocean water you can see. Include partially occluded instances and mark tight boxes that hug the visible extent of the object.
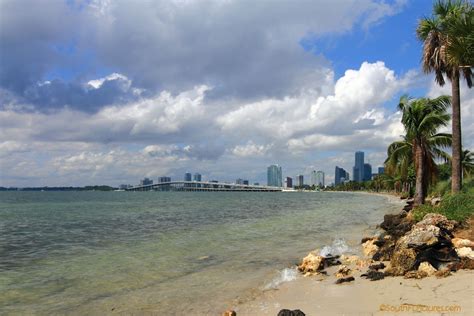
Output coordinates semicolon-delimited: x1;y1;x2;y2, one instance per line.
0;191;400;315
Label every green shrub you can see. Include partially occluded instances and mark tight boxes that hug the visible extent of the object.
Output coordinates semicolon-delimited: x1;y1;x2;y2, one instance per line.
429;180;450;197
413;192;474;222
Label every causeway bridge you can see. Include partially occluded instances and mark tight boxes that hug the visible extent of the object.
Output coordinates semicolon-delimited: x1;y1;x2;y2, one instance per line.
125;181;283;192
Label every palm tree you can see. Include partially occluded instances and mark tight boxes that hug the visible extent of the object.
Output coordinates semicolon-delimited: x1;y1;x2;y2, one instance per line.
417;0;474;193
386;95;452;205
461;149;474;178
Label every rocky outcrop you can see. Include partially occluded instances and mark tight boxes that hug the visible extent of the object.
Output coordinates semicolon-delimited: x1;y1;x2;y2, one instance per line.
388;247;417;276
335;265;351;278
379;212;414;238
222;310;236;316
298;253;324;273
362;238;379;257
418;261;437;276
455;247;474;259
452;238;474;248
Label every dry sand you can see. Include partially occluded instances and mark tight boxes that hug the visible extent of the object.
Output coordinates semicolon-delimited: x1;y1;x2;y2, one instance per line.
234;265;474;316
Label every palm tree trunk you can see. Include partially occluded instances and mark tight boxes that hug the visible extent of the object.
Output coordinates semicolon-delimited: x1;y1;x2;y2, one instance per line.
451;71;462;193
415;142;425;205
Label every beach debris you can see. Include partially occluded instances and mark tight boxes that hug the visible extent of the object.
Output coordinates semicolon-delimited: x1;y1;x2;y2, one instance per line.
452;238;474;248
335;265;351;278
362;238;379;257
368;262;386;271
335;276;355;284
404;270;428;279
277;309;305;316
298;253;324;273
222;310;236;316
418;261;437;276
361;270;385;281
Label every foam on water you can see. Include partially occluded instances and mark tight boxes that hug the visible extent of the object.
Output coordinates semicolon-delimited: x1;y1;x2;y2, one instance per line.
319;238;351;257
264;267;299;289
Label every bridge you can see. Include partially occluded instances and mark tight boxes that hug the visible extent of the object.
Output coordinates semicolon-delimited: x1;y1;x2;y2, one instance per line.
125;181;283;192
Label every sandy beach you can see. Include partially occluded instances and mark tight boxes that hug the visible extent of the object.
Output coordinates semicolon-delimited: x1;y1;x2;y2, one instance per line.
234;263;474;315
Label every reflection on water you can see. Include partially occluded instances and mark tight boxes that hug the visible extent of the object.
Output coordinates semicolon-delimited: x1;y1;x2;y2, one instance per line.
0;191;400;314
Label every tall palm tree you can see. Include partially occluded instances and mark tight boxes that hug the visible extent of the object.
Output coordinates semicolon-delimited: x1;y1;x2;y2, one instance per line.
417;0;474;193
386;95;452;205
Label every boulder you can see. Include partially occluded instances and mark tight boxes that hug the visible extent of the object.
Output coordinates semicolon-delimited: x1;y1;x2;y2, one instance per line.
455;247;474;259
222;311;236;316
362;239;379;257
452;238;474;248
379;212;413;238
388;247;417;276
416;213;456;233
418;261;437;276
431;197;442;206
401;225;441;248
277;309;305;316
298;253;324;273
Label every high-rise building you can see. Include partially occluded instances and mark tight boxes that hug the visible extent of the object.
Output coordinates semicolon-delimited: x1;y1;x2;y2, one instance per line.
315;171;325;187
267;164;282;187
378;167;385;174
236;178;244;185
184;172;192;181
193;173;202;182
243;180;249;185
353;151;365;182
296;174;304;187
310;170;317;186
159;176;171;183
335;166;348;186
285;177;293;188
140;177;153;186
363;163;372;181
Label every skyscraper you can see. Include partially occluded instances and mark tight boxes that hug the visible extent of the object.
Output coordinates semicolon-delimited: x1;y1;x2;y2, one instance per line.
285;177;293;188
363;163;372;181
353;151;364;182
267;164;282;187
158;176;171;183
184;172;192;181
297;175;304;187
378;167;385;174
335;166;347;186
193;173;202;182
315;171;325;187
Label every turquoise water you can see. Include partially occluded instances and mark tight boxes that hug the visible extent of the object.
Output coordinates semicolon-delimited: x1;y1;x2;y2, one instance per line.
0;191;400;315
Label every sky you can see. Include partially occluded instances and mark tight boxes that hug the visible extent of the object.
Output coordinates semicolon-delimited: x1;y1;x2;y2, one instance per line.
1;0;473;187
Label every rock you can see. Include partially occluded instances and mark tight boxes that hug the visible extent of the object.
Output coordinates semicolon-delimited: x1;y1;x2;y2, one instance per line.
415;245;460;270
298;253;324;273
372;235;396;261
323;255;341;268
416;213;456;233
361;270;385;281
362;239;379;257
340;255;361;265
368;262;386;271
435;268;452;278
455;247;474;259
335;276;355;284
458;257;474;270
404;270;428;279
418;261;437;276
401;225;441;248
431;197;442;206
452;238;474;248
380;212;413;238
388;247;417;276
277;309;305;316
335;265;351;278
222;310;236;316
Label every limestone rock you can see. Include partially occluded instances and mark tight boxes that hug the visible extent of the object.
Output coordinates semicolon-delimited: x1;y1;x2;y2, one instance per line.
298;253;324;273
416;213;456;232
362;239;379;257
277;309;305;316
361;270;385;281
401;225;441;248
335;276;355;284
435;268;451;278
388;247;417;276
222;310;236;316
380;212;413;238
418;261;437;276
335;265;351;278
455;247;474;259
452;238;474;248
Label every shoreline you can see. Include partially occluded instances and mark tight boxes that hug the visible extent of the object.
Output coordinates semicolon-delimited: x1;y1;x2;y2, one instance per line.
232;192;474;316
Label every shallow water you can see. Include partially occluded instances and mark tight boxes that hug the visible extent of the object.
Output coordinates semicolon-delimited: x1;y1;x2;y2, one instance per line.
0;191;400;315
